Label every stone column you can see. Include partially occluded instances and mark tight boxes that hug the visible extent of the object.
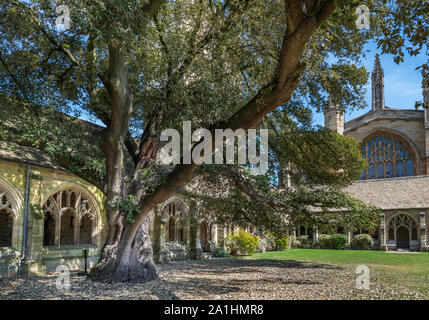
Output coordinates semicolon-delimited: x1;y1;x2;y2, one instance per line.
55;218;61;247
217;224;227;249
190;220;203;259
211;224;218;247
379;212;387;251
419;211;428;252
74;216;80;246
347;231;352;248
314;227;319;241
185;221;191;245
24;170;47;276
152;211;167;263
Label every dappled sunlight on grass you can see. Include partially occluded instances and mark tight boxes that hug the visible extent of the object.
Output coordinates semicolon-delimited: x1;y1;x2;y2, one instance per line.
244;249;429;298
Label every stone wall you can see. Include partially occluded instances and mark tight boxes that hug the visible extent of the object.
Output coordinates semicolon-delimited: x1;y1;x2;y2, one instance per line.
344;111;426;174
0;159;108;277
0;159;228;278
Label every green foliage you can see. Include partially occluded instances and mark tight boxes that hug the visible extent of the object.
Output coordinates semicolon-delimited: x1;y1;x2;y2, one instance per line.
352;234;374;250
318;234;349;250
317;234;331;249
330;234;349;250
212;247;228;258
273;233;289;251
226;231;259;256
109;195;140;223
290;235;315;249
259;232;289;252
139;165;170;194
317;234;350;250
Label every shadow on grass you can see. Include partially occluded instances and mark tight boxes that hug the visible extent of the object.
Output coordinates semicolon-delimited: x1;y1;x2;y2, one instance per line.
160;258;342;274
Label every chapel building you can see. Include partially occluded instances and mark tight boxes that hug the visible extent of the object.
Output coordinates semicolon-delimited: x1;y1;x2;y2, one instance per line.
316;55;429;251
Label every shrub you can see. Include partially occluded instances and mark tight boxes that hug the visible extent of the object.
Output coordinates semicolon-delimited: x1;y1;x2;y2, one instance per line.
256;233;276;252
352;234;374;250
297;235;312;248
330;234;349;250
274;234;289;251
317;234;331;249
318;234;349;249
226;230;259;256
256;236;276;252
289;235;299;248
212;247;228;258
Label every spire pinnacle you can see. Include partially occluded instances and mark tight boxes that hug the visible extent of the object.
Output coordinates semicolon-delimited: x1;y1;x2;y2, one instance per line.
372;54;385;110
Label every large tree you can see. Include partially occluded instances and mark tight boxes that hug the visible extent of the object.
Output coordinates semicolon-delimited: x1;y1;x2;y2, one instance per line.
0;0;427;282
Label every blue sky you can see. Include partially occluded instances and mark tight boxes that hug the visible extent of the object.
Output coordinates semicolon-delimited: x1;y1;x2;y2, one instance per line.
312;40;428;126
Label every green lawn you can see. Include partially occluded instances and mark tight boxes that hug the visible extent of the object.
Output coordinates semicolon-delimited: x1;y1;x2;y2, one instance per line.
244;249;429;298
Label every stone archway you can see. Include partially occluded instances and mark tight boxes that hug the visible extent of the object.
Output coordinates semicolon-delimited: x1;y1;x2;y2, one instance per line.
42;186;100;247
387;213;419;250
396;226;410;249
0;208;13;247
0;178;22;249
162;199;188;244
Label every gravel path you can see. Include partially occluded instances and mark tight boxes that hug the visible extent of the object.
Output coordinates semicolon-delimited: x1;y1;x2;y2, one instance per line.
0;259;422;300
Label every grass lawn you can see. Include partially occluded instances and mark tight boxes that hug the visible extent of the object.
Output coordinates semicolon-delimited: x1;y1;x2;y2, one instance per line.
245;249;429;298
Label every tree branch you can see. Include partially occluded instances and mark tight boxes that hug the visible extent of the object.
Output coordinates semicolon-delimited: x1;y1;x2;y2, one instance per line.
142;0;167;16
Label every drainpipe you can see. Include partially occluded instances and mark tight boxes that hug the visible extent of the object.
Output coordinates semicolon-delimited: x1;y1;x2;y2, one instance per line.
17;165;31;276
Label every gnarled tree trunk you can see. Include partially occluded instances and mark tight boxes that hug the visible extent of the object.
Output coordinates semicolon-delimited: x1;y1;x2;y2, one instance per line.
89;214;158;282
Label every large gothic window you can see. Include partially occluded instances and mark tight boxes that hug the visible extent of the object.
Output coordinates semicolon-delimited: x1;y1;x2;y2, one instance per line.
360;133;415;180
43;189;98;247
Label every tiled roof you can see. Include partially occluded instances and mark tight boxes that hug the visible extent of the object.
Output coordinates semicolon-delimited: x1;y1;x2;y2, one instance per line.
0;140;65;170
343;175;429;210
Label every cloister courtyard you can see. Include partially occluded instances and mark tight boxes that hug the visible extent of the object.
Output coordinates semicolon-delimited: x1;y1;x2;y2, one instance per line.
0;249;428;300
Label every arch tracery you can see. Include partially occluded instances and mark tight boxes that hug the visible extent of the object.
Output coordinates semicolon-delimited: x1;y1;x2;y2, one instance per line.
0;177;22;248
0;189;15;247
42;187;99;247
162;199;188;243
387;213;419;246
360;131;417;180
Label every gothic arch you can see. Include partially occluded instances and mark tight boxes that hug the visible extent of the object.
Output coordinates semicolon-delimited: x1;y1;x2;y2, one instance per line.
161;196;189;216
162;197;189;243
359;129;422;179
0;175;24;249
386;212;419;249
41;184;102;247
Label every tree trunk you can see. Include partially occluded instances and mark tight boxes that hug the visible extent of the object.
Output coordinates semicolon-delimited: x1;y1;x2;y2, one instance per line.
89;214;158;282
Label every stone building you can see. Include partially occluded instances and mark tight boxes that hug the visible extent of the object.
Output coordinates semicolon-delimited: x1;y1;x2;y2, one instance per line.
313;55;429;251
0;106;238;278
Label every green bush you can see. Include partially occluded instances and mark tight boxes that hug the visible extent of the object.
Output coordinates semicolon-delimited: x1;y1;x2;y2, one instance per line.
297;235;312;248
274;234;289;251
256;236;276;252
352;234;374;250
212;247;228;258
330;234;349;250
317;234;331;249
226;230;259;256
317;234;349;249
